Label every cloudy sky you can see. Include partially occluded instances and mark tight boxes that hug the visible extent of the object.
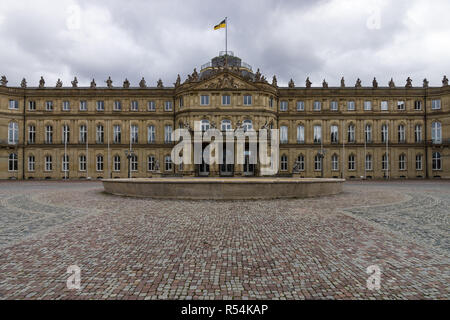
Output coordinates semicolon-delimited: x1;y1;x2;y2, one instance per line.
0;0;449;87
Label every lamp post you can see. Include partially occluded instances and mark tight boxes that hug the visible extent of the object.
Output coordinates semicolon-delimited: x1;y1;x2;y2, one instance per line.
124;149;135;179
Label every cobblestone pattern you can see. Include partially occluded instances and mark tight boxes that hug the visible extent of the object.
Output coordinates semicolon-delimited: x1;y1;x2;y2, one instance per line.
0;181;448;300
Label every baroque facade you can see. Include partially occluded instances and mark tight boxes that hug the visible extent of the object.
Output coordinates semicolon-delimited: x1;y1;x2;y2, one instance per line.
0;52;449;180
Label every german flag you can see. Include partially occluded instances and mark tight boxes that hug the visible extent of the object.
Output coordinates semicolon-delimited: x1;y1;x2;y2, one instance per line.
214;19;226;30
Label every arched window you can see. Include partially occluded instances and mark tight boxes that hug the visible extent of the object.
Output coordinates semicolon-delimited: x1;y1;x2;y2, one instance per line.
96;124;104;144
297;125;305;144
280;154;288;171
28;125;36;144
62;154;69;172
243;120;253;132
165;155;172;171
62;124;70;144
164;125;173;143
79;125;87;143
399;154;406;171
313;125;321;143
147;125;155;143
280;126;288;144
148;156;155;171
130;155;138;172
415;124;422;143
221;119;232;131
113;125;121;143
314;154;322;171
365;154;373;171
45;125;53;144
79;155;86;171
28;155;35;172
113;155;121;172
432;122;442;144
45;155;53;171
96;155;104;172
8;153;18;171
130;125;138;143
8;122;19;144
398;125;405;143
330;125;338;143
296;155;305;171
347;124;355;143
200;120;210;132
348;154;355;170
365;124;372;143
382;153;389;171
432;152;442;170
381;124;388;143
416;154;423;171
331;154;339;171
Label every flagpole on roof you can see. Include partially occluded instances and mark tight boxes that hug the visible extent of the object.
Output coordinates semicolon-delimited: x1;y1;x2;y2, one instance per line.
225;17;227;56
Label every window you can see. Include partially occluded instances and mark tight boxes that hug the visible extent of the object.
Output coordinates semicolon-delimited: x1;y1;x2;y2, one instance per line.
314;154;322;171
297;101;305;111
201;95;210;105
313;125;322;143
364;101;372;111
9;99;19;110
8;153;18;171
45;155;53;171
96;125;104;144
431;99;441;110
165;155;172;171
28;125;35;144
79;125;87;143
330;101;338;111
114;101;122;111
113;155;121;172
381;101;388;111
221;120;232;131
131;125;138;143
243;95;252;106
148;156;155;171
431;122;442;144
365;124;372;143
280;101;288;111
332;154;339;171
164;125;173;143
297;125;305;144
148;125;155;143
62;154;69;172
164;101;172;111
432;152;442;170
130;155;138;172
347;124;355;143
313;101;321;111
398;125;405;143
280;154;288;171
45;125;53;144
399;154;406;171
96;155;104;171
414;100;422;110
96;101;104;111
45;101;53;111
269;97;273;108
8;122;19;144
347;101;355;111
79;155;86;171
28;155;35;172
80;100;87;111
330;125;338;143
278;126;287;144
381;124;388;143
178;96;184;108
131;101;138;111
382;154;389;171
28;101;36;111
296;155;305;171
243;120;253;132
397;101;405;110
148;101;155;111
62;125;70;143
62;101;70;111
415;125;422;143
416;154;423;171
200;120;210;132
113;125;121;143
348;154;355;170
365;154;373;171
222;95;231;105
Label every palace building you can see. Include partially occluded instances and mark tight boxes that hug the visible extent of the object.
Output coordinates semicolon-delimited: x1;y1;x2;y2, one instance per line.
0;51;449;180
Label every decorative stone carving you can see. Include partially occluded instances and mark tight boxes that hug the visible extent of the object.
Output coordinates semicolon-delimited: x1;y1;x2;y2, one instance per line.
210;121;216;129
235;120;243;130
443;75;449;86
372;77;378;88
139;77;147;88
21;78;27;88
305;77;312;88
423;78;429;88
183;121;192;131
288;78;295;88
56;79;63;88
106;76;113;88
355;78;362;88
293;161;301;173
39;76;45;88
191;68;199;81
389;78;395;88
405;77;412;88
123;78;130;88
90;79;97;88
157;79;164;88
174;74;181;87
340;77;345;88
71;77;78;88
322;79;328;88
0;75;8;87
260;75;267;83
272;75;277;87
255;69;261;81
154;160;160;172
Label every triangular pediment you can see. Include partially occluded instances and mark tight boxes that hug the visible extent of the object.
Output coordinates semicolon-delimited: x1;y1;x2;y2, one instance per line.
191;72;259;91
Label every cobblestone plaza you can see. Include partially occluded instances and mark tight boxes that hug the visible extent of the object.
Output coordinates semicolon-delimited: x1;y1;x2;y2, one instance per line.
0;180;448;300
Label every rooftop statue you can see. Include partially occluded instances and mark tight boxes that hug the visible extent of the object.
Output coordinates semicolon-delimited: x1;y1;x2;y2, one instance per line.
443;75;449;86
71;77;78;88
423;78;429;88
174;74;181;87
340;77;345;87
372;77;378;88
0;75;8;87
288;78;295;88
389;78;395;88
39;76;45;88
255;68;261;81
355;78;362;88
106;76;113;88
139;77;147;88
405;77;412;88
90;79;96;88
322;79;328;88
305;77;312;88
157;79;164;88
56;79;63;88
21;78;27;88
123;78;130;88
272;75;277;87
191;68;199;81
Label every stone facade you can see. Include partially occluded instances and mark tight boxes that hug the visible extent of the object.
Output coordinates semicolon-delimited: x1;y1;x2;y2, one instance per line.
1;52;449;180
